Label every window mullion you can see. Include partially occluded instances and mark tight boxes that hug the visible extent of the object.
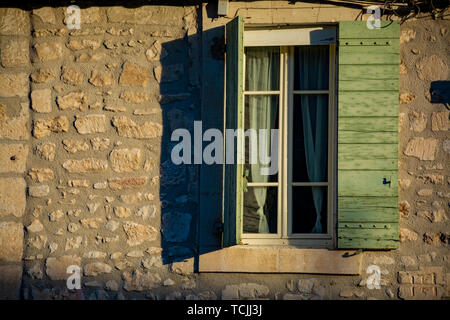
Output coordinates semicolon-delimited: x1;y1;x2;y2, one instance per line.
247;182;278;187
292;182;329;187
328;44;336;243
293;90;329;94
281;46;291;239
244;91;280;95
278;46;285;239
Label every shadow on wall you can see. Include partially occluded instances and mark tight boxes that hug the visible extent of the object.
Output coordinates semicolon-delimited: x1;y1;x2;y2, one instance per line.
158;34;201;266
20;2;225;269
2;1;231;300
159;23;226;267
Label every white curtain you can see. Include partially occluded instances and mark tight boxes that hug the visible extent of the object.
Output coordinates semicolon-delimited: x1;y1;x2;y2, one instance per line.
297;46;328;233
246;47;278;233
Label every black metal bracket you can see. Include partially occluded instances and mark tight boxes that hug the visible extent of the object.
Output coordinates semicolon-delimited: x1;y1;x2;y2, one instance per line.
383;178;391;187
343;249;363;257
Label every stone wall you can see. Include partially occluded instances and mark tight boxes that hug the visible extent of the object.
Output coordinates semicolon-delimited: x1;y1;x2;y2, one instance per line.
395;19;449;300
0;8;32;299
0;4;200;300
0;2;448;300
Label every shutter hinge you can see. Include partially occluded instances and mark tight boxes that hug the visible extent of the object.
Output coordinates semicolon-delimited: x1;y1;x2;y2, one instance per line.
214;221;224;234
211;36;226;60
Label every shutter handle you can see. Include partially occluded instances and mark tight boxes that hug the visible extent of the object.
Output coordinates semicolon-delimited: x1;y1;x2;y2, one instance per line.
243;169;249;192
383;177;391;187
343;249;363;257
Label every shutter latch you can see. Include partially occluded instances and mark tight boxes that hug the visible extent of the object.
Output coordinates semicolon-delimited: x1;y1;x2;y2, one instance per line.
383;177;391;187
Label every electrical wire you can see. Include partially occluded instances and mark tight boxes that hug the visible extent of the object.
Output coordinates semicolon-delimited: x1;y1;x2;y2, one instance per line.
230;1;449;23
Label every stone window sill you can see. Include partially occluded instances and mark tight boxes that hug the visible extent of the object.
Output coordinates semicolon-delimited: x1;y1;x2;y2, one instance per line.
198;246;362;275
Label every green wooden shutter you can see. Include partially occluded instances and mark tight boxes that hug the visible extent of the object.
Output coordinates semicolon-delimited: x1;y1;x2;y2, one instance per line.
337;21;400;249
223;16;244;247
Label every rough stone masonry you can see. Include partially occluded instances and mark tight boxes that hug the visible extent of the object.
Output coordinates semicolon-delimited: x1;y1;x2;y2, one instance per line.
0;3;449;300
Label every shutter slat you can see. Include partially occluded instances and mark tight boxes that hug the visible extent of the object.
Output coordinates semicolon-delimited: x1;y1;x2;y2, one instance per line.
338;171;398;197
338;159;397;171
339;52;399;65
339;91;398;117
338;196;398;210
339;38;399;49
339;117;398;132
339;21;400;39
338;226;398;239
338;207;398;223
339;144;398;160
338;196;398;208
340;65;399;81
339;143;398;171
338;131;398;144
339;79;398;91
339;44;399;55
338;238;398;249
338;21;399;250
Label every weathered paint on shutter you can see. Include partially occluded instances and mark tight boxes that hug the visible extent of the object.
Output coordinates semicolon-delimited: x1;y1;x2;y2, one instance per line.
337;21;400;249
223;16;244;247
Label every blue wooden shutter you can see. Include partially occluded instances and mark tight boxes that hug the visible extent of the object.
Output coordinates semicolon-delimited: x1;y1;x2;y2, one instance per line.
223;16;244;247
337;21;400;249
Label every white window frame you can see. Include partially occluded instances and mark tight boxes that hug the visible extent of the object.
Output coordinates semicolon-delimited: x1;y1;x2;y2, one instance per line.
241;26;337;248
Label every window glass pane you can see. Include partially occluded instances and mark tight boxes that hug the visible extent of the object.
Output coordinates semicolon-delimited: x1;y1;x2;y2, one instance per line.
292;186;327;234
245;47;280;91
292;94;328;183
244;95;279;182
244;187;277;234
294;45;329;90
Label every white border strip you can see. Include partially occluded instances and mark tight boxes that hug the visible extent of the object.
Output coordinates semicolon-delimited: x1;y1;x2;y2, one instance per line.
244;27;336;47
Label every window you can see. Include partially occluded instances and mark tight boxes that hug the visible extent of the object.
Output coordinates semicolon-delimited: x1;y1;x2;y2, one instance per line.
223;18;400;251
241;39;336;247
